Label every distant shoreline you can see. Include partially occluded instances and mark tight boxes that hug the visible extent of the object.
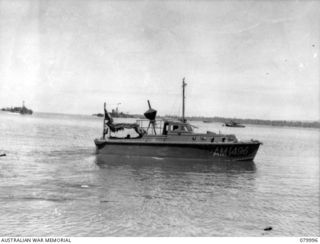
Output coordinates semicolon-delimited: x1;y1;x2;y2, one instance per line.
1;110;318;128
163;115;320;129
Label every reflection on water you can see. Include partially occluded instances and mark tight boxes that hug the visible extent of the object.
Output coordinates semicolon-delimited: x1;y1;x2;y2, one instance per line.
92;155;259;236
96;155;256;174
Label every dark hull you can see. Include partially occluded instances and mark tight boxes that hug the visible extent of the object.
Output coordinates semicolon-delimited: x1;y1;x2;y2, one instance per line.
94;139;261;161
1;109;32;115
225;124;245;128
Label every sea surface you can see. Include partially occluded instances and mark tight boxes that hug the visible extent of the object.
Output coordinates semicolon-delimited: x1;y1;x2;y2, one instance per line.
0;112;319;236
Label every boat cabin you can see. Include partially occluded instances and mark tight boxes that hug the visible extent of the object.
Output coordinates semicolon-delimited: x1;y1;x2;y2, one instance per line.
135;119;193;136
105;119;238;143
162;120;193;135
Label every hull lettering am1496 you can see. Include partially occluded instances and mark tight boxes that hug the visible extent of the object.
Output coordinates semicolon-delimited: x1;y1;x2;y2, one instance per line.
212;146;249;157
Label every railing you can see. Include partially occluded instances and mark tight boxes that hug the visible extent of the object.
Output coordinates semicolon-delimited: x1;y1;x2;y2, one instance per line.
136;119;164;135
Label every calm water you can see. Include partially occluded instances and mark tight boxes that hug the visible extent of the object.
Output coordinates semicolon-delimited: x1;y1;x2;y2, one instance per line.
0;112;318;236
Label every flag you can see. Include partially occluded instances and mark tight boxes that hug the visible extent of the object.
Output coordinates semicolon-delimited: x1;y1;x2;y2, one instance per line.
104;103;113;125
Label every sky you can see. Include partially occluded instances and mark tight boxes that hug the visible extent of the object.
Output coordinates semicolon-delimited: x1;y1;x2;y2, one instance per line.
0;0;319;121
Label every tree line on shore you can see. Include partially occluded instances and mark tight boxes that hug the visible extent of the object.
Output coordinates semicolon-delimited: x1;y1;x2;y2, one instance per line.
163;115;320;128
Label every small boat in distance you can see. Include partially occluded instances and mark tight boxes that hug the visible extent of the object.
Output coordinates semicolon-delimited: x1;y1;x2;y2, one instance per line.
94;78;261;161
203;120;214;123
92;113;104;117
1;101;33;115
223;121;245;128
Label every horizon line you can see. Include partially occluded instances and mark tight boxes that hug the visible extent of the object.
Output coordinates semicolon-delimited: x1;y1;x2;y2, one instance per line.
29;110;320;123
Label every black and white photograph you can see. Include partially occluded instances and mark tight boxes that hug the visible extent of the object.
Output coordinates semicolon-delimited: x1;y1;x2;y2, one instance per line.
0;0;319;239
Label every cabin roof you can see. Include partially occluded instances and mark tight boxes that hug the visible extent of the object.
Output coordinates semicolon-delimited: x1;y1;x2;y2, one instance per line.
163;119;191;126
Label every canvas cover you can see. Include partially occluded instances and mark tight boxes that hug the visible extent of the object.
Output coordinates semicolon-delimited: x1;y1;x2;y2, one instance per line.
104;104;145;136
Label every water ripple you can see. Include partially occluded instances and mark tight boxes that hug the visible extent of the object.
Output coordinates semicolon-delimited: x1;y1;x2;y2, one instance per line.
0;113;318;236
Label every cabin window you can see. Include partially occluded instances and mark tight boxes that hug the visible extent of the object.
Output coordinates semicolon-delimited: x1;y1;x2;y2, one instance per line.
222;138;226;142
163;124;168;135
167;123;193;133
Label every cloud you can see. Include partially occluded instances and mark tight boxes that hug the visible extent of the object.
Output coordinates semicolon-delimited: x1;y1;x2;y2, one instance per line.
0;0;319;120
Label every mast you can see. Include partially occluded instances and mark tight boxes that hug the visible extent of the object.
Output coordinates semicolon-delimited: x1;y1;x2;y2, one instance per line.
103;102;106;139
182;78;187;122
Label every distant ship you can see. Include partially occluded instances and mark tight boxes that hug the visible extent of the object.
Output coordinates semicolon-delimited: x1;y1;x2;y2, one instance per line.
223;121;245;128
1;101;33;115
93;104;137;118
92;113;104;117
203;120;214;123
92;110;135;118
109;108;135;118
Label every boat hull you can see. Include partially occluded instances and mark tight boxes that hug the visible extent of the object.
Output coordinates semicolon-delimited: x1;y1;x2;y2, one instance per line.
94;139;261;161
